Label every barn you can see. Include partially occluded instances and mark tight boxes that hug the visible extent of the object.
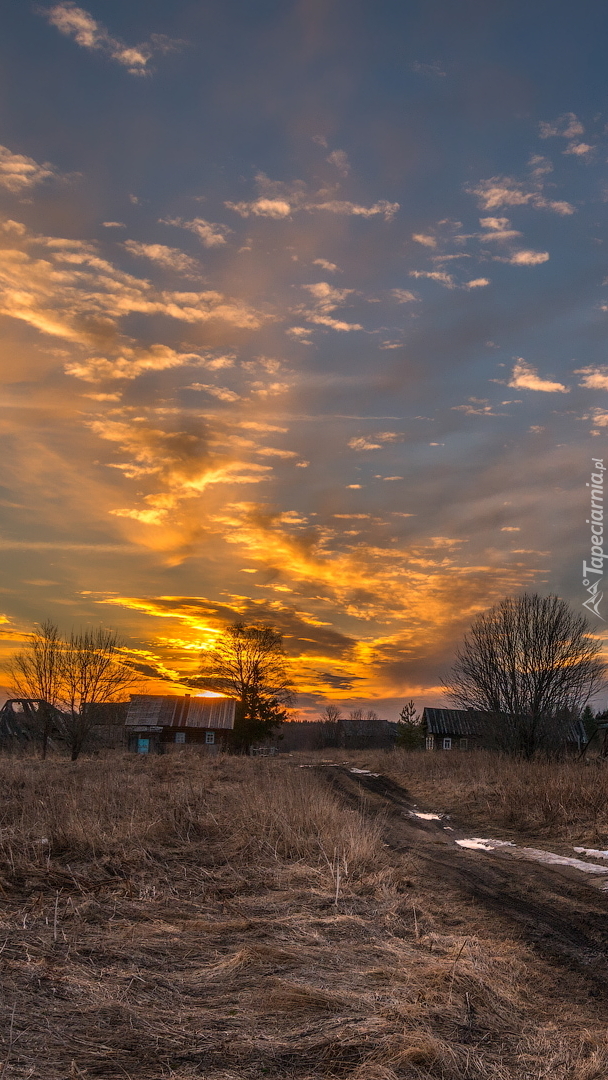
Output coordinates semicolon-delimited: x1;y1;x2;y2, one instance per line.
125;694;236;753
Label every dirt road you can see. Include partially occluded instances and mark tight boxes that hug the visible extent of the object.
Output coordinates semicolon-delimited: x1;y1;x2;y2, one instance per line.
320;765;608;998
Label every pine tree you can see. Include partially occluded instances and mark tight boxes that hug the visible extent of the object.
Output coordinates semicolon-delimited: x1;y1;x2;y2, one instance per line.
582;704;598;741
396;699;424;749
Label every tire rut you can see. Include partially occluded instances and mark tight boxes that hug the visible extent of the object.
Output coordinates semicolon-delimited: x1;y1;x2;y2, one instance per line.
320;765;608;995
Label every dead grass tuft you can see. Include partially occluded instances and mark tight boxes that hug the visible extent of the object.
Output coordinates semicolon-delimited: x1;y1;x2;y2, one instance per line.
208;943;303;975
265;978;350;1013
349;1067;401;1080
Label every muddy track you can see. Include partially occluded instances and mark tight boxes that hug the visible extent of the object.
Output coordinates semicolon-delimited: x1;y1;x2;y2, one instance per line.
320;765;608;997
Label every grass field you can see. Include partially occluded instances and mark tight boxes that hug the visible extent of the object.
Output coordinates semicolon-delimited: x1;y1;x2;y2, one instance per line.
0;750;607;1078
361;749;608;845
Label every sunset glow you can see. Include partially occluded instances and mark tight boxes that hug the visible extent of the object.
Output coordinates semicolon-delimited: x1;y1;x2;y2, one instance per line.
1;2;607;716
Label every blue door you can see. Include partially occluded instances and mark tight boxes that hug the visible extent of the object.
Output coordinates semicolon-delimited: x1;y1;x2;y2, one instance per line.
137;737;150;754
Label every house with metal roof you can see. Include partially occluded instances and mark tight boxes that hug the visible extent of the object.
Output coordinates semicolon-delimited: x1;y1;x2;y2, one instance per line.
125;694;236;753
422;707;587;752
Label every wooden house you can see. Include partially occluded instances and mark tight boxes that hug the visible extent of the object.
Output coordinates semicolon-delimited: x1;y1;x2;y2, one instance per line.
577;716;608;757
422;708;483;751
125;694;236;753
0;698;63;745
422;707;587;752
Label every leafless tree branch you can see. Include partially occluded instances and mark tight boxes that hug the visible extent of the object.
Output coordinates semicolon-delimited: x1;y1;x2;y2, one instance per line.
444;594;606;756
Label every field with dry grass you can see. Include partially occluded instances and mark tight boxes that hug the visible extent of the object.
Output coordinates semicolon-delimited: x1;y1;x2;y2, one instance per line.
0;750;607;1079
347;749;608;846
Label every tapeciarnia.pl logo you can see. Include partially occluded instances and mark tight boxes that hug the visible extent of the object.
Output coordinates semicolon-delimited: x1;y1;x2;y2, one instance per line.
582;457;606;620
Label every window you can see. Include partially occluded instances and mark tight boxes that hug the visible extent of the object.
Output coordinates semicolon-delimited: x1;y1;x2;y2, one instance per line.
425;735;434;750
174;731;185;744
459;738;468;750
205;731;215;745
442;737;452;750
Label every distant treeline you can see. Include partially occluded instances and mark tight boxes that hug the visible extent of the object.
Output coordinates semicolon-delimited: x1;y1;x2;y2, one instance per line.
271;718;397;752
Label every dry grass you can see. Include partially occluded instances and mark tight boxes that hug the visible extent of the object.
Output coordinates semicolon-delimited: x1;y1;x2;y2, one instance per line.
0;750;606;1078
325;748;608;846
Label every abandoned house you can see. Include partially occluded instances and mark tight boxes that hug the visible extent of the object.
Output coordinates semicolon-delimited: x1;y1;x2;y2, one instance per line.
422;708;483;751
125;694;236;753
0;699;64;745
422;707;587;752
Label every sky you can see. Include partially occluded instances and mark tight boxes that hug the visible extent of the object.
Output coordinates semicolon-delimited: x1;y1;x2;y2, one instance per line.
1;0;608;717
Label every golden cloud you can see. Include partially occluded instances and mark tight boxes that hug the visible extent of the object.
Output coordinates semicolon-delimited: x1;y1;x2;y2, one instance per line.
0;219;265;382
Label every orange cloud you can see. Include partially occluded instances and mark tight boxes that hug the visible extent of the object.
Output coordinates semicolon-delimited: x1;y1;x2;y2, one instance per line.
0;219;265;381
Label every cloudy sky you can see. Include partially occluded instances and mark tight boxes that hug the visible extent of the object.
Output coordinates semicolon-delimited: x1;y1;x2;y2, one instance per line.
1;0;607;716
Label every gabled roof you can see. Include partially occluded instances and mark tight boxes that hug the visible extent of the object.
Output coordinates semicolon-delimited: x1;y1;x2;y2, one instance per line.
0;698;65;741
423;707;587;744
125;694;236;730
422;708;483;736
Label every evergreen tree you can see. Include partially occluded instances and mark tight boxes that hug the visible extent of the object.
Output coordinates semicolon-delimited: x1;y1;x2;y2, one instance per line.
231;687;289;754
581;704;597;742
396;699;424;749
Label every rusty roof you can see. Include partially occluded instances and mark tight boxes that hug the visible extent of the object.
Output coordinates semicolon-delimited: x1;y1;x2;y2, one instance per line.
125;695;236;730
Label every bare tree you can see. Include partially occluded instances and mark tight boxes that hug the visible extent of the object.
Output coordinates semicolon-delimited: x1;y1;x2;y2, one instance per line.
7;620;63;758
59;628;141;761
348;708;379;723
319;704;344;724
9;623;140;760
316;704;343;748
444;594;606;757
197;623;294;752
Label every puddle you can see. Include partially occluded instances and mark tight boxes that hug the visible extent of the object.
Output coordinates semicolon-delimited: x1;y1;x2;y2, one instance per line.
516;848;608;876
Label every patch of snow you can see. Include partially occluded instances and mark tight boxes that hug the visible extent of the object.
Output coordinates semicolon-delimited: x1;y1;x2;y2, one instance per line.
518;848;608;875
411;811;442;821
573;847;608;860
456;838;514;851
349;768;380;777
456;838;608;878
